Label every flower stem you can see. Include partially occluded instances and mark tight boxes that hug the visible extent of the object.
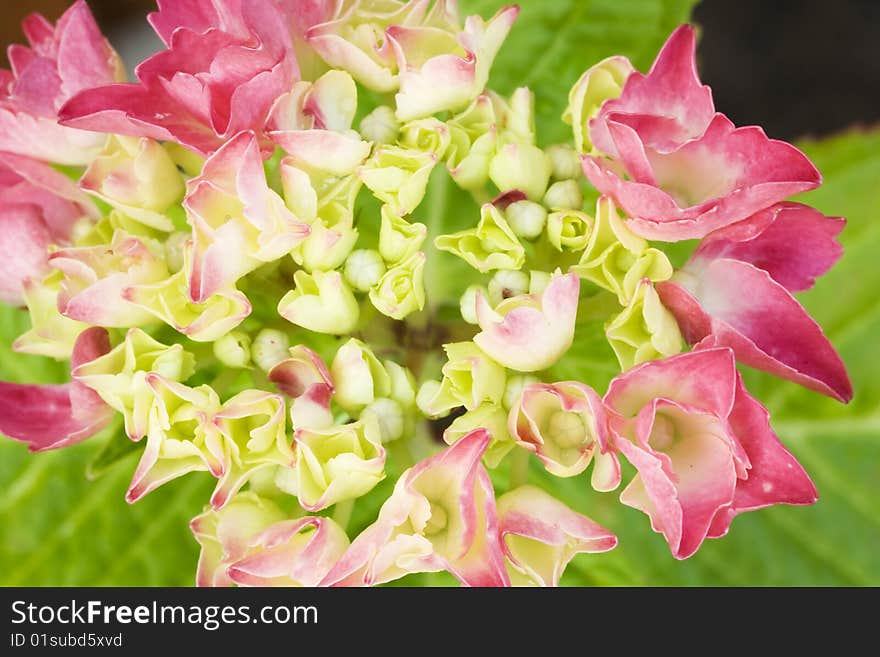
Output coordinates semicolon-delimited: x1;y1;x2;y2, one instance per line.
509;448;530;489
332;499;355;532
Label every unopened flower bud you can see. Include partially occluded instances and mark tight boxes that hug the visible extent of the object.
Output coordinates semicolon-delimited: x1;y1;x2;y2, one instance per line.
460;284;487;324
546;144;582;180
344;249;386;292
359;105;400;144
488;270;530;306
488;143;551;201
361;397;405;442
416;380;447;419
252;329;290;372
529;270;552;295
503;374;541;410
506;200;547;240
543;179;583;211
213;331;252;368
278;270;360;335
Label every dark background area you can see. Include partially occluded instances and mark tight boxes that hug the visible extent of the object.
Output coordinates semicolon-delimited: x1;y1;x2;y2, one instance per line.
1;0;879;141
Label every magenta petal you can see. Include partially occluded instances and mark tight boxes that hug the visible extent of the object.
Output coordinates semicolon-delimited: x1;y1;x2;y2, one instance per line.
659;260;852;402
0;327;112;451
591;24;714;157
616;399;739;559
584;114;821;241
0;204;52;305
691;202;845;293
707;376;817;538
604;347;738;419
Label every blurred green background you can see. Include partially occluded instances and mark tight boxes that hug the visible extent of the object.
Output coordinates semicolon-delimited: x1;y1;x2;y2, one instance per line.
0;0;878;586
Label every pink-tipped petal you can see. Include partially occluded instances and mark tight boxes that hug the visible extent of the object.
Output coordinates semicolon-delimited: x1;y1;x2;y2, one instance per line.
659;259;852;402
691;202;845;293
590;24;714;158
0;327;112;451
499;485;617;586
605;347;738;419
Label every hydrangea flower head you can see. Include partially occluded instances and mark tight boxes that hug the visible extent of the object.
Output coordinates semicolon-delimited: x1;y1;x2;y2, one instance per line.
0;2;852;588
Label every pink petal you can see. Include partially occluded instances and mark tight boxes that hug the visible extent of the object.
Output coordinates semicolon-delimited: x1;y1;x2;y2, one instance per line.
0;327;112;451
691;202;845;293
708;376;817;538
590;24;714;158
604;347;738;419
0;204;52;305
321;429;509;587
617;399;738;559
227;516;347;587
658;259;852;402
584;114;821;241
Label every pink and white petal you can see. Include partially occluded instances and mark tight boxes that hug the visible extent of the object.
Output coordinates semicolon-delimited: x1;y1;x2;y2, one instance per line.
55;0;125;97
617;409;737;559
499;485;616;586
708;377;817;538
474;273;579;372
585;116;821;241
269;129;371;175
590;24;714;157
659;260;852;402
0;328;111;451
304;70;358;132
228;516;348;586
0;205;52;306
446;468;509;587
604;347;738;419
148;0;221;45
691;202;845;293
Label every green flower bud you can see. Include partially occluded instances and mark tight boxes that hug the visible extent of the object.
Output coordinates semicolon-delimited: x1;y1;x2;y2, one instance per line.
278;270;360;335
506;200;547;240
435;203;525;273
252;329;290;372
293;219;359;273
488;142;551;201
384;360;417;408
359;105;400;144
562;56;635;154
80;136;184;232
460;284;488;325
344;249;387;292
443;402;516;468
361;397;405;442
528;270;553;295
502;374;541;410
547;209;593;251
13;275;89;359
543;179;583;211
445;95;499;190
369;252;426;320
331;338;391;413
294;417;386;511
74;328;196;440
400;118;451;157
359;146;437;216
416;380;448;419
605;279;683;370
378;204;427;264
546;144;582;180
571;197;673;305
213;331;252;369
488;269;530;306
